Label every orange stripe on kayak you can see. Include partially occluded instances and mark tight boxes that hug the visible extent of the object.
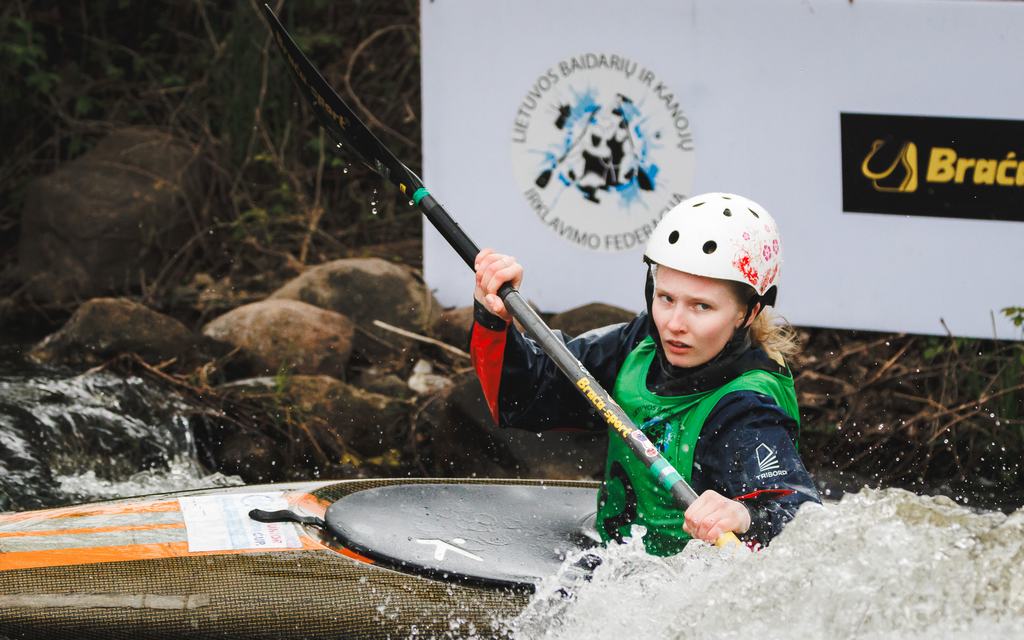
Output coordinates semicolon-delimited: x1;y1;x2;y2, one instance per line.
0;500;179;526
0;490;329;529
288;492;330;518
0;536;330;571
0;522;184;539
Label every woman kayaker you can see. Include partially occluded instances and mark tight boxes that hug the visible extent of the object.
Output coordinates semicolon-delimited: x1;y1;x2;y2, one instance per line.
469;192;820;555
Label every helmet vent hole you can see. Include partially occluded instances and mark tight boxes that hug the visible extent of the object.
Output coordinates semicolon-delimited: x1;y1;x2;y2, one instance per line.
668;230;680;244
692;201;705;207
748;208;760;219
722;208;732;217
702;240;717;254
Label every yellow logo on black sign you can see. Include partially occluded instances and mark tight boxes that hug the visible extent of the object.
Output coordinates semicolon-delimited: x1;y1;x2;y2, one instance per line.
861;140;918;193
860;138;1024;194
841;113;1024;223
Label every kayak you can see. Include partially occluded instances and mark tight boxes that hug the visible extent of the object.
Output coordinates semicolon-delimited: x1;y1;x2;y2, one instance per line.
0;478;600;639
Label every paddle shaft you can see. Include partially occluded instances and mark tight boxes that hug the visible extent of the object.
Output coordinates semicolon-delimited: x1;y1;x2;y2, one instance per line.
262;4;739;547
417;191;701;509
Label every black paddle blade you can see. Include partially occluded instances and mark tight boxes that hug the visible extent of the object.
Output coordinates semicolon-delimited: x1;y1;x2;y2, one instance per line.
261;4;423;197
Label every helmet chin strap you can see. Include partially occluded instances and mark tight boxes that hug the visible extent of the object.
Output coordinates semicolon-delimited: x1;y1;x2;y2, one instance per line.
739;293;762;329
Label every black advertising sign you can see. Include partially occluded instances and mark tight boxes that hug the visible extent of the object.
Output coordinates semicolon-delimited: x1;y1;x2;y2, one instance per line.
840;113;1024;222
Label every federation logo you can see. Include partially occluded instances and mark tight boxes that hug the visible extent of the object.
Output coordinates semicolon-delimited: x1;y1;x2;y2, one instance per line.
511;53;696;252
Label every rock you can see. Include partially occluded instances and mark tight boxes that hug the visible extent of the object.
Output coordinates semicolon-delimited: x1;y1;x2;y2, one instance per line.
414;381;513;479
28;297;224;367
202;299;354;377
172;272;261;318
433;305;474;349
213;430;282;484
352;367;416;400
218;375;409;459
287;375;410;457
17;127;202;302
433;303;547;347
269;258;441;359
493;421;608;480
346;238;423;269
548;302;636;337
407;359;453;395
429;371;607;480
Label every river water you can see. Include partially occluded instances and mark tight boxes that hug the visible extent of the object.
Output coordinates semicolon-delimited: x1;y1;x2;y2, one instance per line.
1;339;1022;638
0;340;239;511
507;489;1024;639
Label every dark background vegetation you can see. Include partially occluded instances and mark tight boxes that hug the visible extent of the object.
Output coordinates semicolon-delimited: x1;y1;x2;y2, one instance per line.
1;1;1021;508
0;0;423;325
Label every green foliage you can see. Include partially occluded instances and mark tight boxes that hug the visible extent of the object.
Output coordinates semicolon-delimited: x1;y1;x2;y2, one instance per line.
233;207;271;244
922;337;960;362
3;17;52;89
920;331;1023;425
1003;306;1024;329
294;32;345;51
272;366;292;397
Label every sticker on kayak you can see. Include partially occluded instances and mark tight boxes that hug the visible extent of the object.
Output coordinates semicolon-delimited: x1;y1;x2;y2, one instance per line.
178;493;301;553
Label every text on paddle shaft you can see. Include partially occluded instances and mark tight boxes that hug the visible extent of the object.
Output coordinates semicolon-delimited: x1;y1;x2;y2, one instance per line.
576;377;631;437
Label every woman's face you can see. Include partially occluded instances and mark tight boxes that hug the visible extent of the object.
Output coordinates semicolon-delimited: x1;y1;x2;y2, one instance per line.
650;266;747;368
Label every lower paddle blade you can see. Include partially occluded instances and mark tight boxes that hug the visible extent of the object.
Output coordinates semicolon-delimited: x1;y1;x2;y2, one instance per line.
714;531;745;550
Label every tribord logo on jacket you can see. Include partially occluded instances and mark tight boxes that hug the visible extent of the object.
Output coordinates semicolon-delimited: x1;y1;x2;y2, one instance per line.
510;53;696;252
755;443;788;480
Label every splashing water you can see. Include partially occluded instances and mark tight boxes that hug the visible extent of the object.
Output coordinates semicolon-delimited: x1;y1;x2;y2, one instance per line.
54;455;240;504
506;488;1024;640
0;346;241;510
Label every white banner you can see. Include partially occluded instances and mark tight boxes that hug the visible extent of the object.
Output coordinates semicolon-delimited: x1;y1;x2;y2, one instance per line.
421;0;1024;340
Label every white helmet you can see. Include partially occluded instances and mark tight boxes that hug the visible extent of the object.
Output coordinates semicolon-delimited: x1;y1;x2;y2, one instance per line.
645;193;782;306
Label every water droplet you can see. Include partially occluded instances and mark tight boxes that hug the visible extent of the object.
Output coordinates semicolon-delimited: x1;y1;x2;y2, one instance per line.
408;200;415;206
342;167;349;174
371;207;378;215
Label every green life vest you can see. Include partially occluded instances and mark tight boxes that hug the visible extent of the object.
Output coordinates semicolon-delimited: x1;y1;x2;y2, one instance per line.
596;336;800;556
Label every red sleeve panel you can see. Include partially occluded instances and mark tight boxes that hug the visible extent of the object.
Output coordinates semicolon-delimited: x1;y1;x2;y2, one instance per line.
470;321;508;425
733;488;795;501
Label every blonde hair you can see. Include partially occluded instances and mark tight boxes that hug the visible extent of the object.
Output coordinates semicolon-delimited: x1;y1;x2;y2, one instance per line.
747;309;801;365
729;281;801;365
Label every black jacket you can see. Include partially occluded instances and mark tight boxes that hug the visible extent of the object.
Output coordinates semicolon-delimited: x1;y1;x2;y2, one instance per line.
470;301;821;545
